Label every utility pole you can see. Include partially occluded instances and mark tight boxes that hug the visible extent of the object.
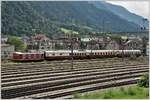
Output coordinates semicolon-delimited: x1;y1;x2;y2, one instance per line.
122;41;127;62
122;44;124;62
71;35;74;70
102;19;104;33
90;33;93;54
70;21;74;70
120;38;124;62
89;32;93;59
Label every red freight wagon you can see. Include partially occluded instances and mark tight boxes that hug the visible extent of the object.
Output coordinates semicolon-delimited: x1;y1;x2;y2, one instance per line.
12;52;44;62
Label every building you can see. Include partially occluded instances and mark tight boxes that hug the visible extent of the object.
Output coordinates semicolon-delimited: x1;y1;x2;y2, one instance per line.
1;44;15;60
1;37;8;44
146;42;149;56
21;35;29;45
1;36;15;60
124;39;143;50
80;37;104;50
105;40;120;50
27;34;53;52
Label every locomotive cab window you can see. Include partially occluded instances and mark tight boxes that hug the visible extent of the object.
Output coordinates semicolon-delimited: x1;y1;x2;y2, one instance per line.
60;53;62;55
91;53;94;55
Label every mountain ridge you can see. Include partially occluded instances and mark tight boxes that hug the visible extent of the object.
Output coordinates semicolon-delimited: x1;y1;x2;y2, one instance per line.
91;1;149;28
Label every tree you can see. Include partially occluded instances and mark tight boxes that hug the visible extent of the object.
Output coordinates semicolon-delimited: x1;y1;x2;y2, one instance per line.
7;36;27;52
80;41;86;50
142;36;148;56
138;73;149;88
110;35;121;41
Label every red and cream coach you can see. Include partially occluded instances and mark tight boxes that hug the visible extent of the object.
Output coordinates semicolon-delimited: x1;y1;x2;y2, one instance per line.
12;50;141;62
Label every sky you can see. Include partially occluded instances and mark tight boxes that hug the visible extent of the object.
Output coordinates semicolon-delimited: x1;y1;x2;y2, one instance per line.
107;1;149;19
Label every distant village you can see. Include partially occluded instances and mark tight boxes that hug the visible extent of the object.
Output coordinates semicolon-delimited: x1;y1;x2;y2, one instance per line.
1;32;149;60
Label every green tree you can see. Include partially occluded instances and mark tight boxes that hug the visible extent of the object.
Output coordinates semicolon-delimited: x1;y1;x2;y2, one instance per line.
142;36;148;56
138;73;149;88
7;36;27;52
110;35;122;41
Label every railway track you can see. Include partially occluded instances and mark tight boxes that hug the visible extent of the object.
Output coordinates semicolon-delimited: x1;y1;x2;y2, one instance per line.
2;61;122;73
1;64;146;83
2;58;134;70
2;65;147;87
1;60;123;72
1;61;141;75
2;60;148;99
1;62;145;78
2;58;121;66
1;59;147;73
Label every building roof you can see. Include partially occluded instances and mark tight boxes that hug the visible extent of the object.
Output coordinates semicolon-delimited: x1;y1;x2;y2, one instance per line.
1;44;14;47
81;38;91;42
32;34;49;40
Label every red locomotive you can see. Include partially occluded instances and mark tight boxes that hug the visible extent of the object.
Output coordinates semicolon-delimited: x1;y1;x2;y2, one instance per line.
12;52;44;61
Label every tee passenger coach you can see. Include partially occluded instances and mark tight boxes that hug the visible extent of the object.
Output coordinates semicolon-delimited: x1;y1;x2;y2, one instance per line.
12;50;141;62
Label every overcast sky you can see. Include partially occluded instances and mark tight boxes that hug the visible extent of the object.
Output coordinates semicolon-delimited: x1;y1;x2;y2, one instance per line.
107;1;149;19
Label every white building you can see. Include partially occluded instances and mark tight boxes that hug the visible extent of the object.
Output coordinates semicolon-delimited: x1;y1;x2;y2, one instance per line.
1;44;15;60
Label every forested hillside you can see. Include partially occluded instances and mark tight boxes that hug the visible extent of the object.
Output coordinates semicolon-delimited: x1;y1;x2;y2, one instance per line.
2;1;142;37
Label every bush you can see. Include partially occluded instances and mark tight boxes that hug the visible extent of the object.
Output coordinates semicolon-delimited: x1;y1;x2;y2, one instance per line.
127;87;135;95
138;73;149;88
73;92;81;98
120;87;126;94
129;55;137;60
7;36;27;52
136;56;148;63
103;89;113;99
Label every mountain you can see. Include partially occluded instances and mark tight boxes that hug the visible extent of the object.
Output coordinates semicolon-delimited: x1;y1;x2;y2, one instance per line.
2;1;143;37
91;1;149;28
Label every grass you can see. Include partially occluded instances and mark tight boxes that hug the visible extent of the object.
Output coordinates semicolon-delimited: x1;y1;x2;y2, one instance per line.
73;85;149;99
60;28;79;35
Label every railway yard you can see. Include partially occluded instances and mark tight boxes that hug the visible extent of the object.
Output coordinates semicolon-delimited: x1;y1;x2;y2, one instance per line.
1;57;149;99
